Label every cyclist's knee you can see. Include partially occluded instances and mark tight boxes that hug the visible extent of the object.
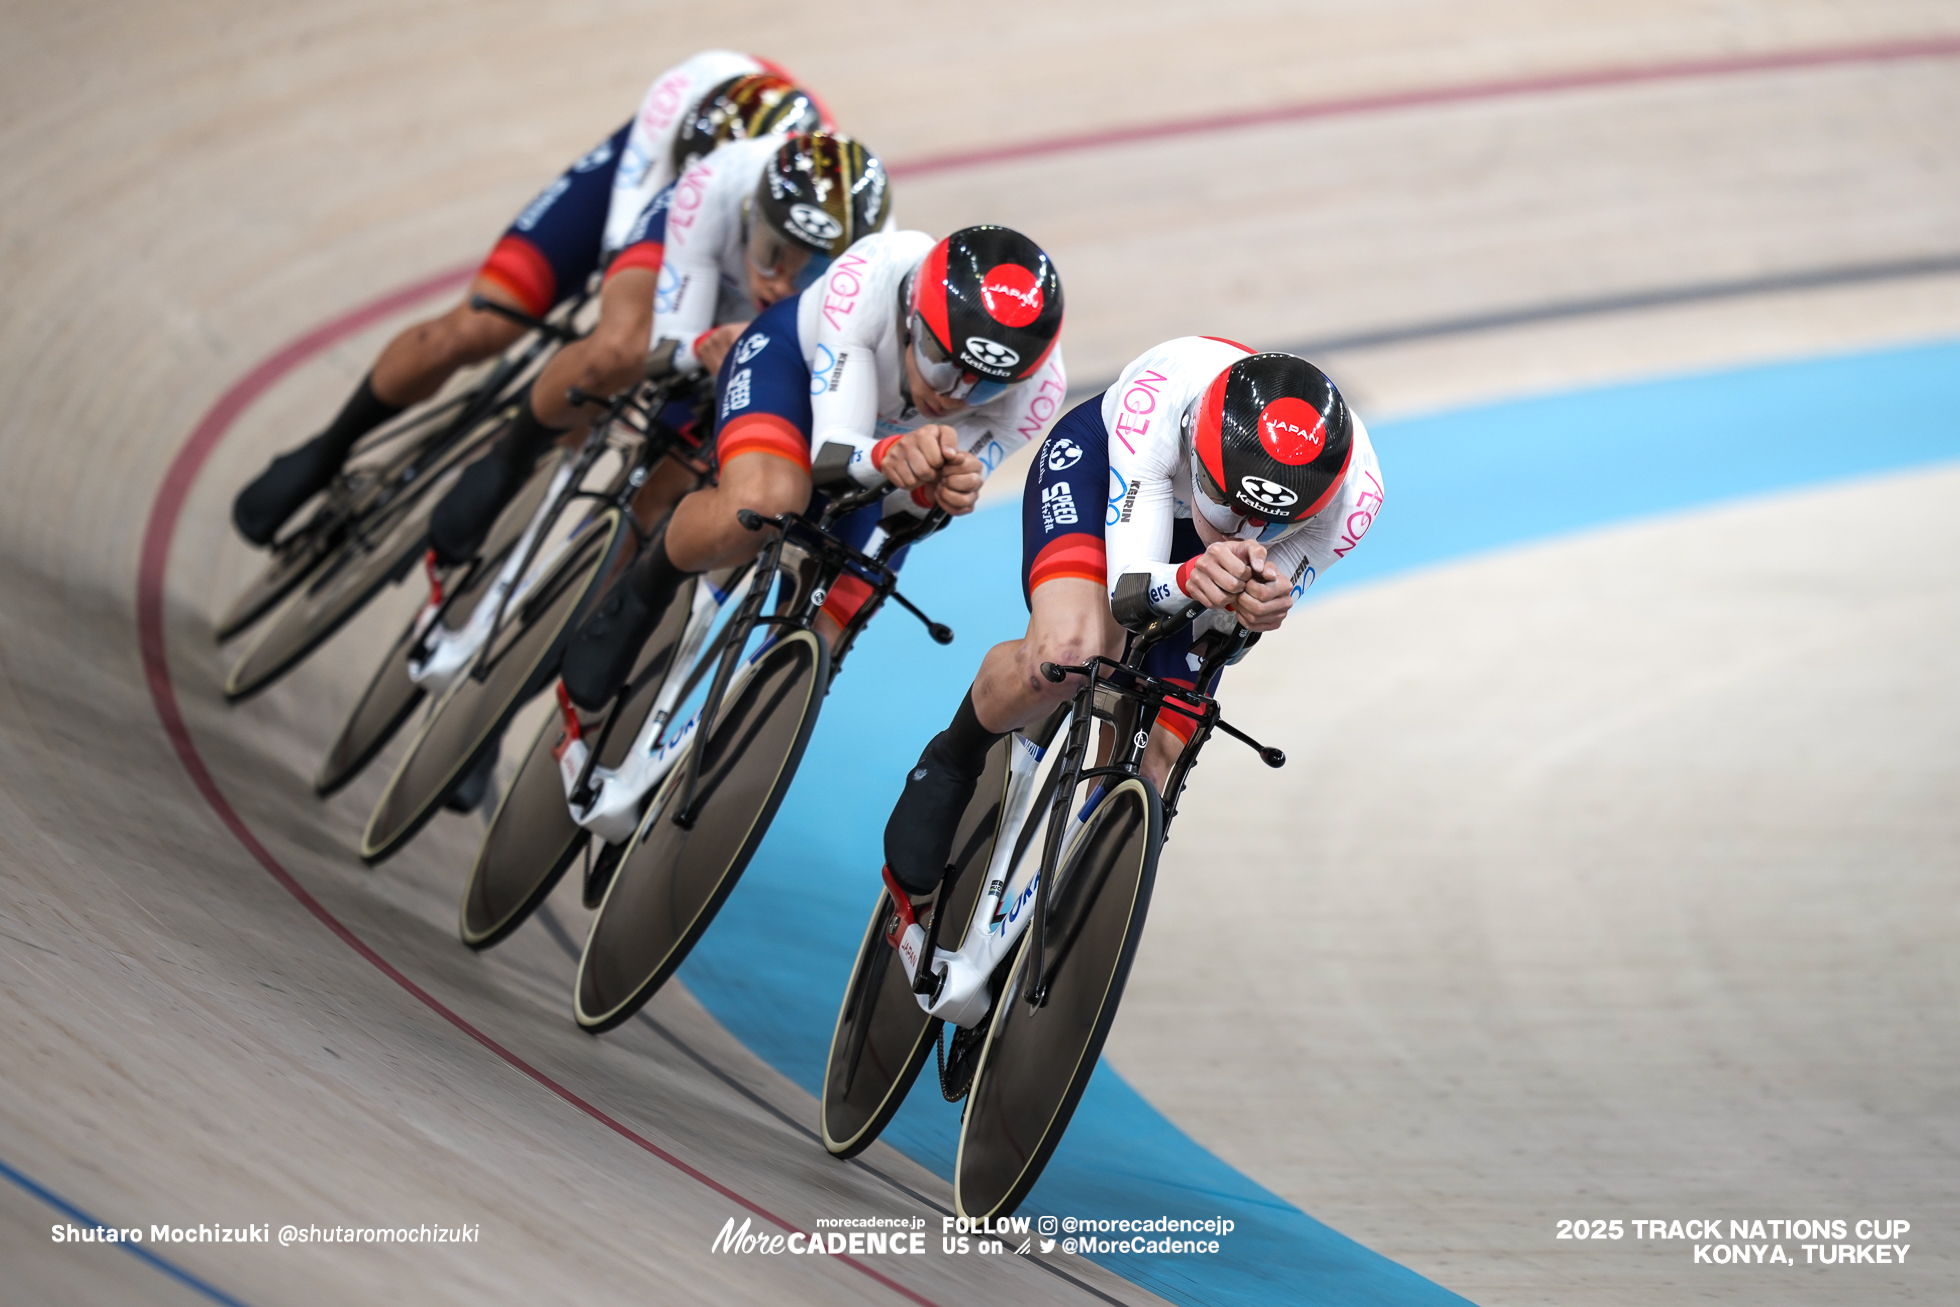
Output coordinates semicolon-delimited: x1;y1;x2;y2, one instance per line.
570;334;645;400
715;452;810;524
1020;631;1097;700
431;300;523;366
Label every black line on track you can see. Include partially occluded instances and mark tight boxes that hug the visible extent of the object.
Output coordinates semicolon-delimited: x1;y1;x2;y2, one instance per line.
533;904;1134;1307
1290;250;1960;355
1064;250;1960;401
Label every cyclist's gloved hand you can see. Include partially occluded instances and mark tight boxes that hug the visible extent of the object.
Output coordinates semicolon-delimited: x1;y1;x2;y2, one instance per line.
874;426;983;516
1181;542;1293;632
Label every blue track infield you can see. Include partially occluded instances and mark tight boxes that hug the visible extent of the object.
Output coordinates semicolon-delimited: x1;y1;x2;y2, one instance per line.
676;337;1960;1306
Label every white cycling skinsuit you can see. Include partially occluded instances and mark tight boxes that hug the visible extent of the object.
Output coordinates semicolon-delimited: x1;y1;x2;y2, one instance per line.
653;136;895;372
1101;336;1382;628
602;50;775;252
799;230;1069;512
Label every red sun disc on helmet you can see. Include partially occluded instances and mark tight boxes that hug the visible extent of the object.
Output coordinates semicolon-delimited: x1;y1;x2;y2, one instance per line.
979;264;1043;327
1256;396;1327;465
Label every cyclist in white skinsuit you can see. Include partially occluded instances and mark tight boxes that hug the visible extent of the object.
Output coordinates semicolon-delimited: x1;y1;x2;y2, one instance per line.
604;51;791;250
880;335;1381;905
652;132;896;382
557;224;1071;710
231;50;812;549
798;229;1069;505
418;79;844;564
1099;336;1384;625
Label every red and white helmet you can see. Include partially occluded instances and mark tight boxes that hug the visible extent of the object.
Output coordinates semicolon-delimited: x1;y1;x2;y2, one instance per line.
905;225;1063;405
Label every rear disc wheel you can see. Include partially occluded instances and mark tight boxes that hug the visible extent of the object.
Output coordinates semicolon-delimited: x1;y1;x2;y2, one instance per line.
358;509;626;864
573;629;828;1032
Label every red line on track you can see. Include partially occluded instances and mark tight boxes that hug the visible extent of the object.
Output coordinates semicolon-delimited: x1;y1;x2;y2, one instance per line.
134;277;939;1307
889;34;1960;177
134;32;1959;1306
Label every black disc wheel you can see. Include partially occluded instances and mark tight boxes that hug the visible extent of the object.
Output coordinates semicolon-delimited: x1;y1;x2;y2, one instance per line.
311;456;560;797
213;508;349;643
457;577;698;951
819;735;1015;1158
954;775;1163;1220
573;628;829;1032
220;415;504;701
359;508;627;864
314;617;424;798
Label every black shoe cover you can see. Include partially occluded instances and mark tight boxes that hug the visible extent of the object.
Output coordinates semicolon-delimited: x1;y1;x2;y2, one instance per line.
233;434;341;546
444;745;498;813
428;453;526;567
560;582;663;713
883;733;984;896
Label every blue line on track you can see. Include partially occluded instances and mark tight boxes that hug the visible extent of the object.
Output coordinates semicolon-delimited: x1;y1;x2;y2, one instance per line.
0;1153;256;1307
679;337;1960;1306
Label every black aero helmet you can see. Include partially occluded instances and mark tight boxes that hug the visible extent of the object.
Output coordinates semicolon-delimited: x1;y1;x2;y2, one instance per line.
753;132;890;261
1192;353;1352;526
907;225;1063;404
671;73;823;174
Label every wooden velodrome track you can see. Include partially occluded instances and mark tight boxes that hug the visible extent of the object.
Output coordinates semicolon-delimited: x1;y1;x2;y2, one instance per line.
4;2;1957;1303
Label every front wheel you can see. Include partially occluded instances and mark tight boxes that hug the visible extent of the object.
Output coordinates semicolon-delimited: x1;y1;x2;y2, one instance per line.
954;776;1163;1220
573;628;829;1032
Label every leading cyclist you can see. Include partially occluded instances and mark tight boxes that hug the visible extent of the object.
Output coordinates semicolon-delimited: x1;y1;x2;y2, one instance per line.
230;52;823;547
556;224;1070;710
879;335;1383;916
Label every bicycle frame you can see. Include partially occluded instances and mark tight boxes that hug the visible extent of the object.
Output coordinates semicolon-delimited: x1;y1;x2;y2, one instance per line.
661;488;952;832
401;372;704;700
553;563;759;844
298;291;592;559
911;604;1284;1027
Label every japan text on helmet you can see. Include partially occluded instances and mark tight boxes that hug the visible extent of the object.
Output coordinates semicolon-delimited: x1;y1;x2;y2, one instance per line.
906;226;1063;406
671;73;823;173
1189;353;1352;536
747;133;890;293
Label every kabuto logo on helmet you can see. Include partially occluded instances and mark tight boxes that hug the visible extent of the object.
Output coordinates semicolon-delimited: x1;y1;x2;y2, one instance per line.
1256;397;1327;465
1240;476;1299;509
979;264;1043;327
786;203;843;244
963;336;1020;374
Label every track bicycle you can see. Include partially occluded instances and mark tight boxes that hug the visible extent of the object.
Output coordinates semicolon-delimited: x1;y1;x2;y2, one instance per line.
355;368;705;864
219;293;589;699
819;602;1286;1219
456;557;748;948
569;481;955;1032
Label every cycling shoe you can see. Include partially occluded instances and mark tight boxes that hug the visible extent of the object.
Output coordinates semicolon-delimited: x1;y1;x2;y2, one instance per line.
428;452;526;566
560;582;664;713
233;434;340;546
882;732;984;896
